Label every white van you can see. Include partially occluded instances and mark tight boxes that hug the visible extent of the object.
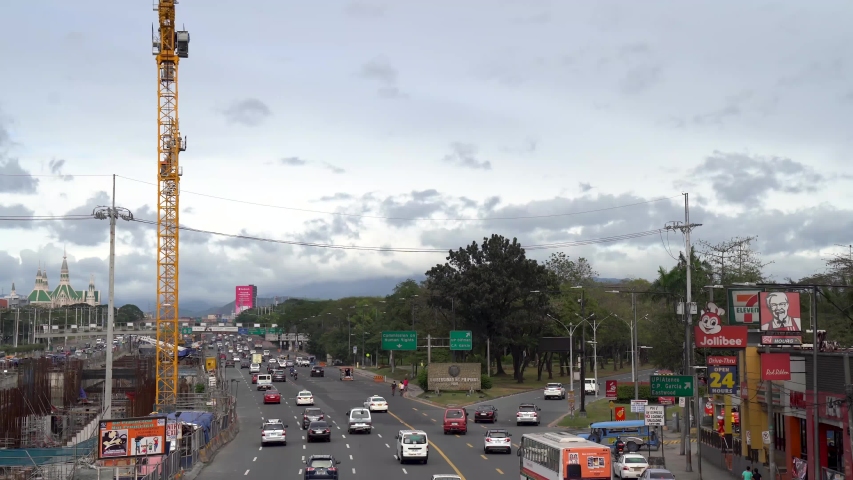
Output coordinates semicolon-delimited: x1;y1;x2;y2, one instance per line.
395;430;429;464
584;378;600;395
347;408;373;434
256;374;272;390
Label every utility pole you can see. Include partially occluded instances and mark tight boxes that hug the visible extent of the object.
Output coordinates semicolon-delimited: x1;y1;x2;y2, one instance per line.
632;292;639;400
579;289;587;416
664;192;702;471
765;346;776;478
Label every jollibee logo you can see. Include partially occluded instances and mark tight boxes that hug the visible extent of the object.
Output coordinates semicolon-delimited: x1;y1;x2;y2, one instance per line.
698;303;725;334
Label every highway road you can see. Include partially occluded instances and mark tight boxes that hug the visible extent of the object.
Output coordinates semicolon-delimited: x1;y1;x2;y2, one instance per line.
201;355;654;479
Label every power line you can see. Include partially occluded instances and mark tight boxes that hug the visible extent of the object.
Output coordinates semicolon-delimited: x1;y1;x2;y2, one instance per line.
0;174;112;177
116;174;680;222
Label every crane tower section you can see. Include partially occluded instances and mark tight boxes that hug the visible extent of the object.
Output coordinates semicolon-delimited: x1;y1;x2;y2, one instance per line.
151;0;189;410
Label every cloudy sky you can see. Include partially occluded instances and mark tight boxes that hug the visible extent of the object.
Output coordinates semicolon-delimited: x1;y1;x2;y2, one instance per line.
0;0;851;311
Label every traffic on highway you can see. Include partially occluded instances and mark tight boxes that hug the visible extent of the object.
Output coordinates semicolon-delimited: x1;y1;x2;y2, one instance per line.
200;336;657;480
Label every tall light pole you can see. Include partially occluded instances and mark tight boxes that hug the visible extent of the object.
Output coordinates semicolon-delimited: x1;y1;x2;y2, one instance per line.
546;314;585;398
93;174;134;419
576;313;612;396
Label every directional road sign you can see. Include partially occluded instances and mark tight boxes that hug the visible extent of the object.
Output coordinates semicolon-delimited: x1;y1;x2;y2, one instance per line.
381;331;417;351
650;375;695;397
449;330;473;351
180;327;192;335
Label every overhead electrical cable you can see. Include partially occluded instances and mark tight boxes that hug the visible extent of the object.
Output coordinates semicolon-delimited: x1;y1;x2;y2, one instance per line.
116;174;679;222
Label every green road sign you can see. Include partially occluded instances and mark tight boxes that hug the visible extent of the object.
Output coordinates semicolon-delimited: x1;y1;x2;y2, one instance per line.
249;328;265;336
650;375;695;397
381;331;417;351
449;330;473;351
181;327;192;335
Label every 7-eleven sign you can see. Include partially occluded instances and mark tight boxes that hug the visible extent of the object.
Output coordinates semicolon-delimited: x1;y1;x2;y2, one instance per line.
728;288;764;324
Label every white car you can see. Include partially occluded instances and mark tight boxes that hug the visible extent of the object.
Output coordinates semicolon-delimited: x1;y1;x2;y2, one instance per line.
364;395;388;412
483;429;512;454
249;363;260;373
296;390;315;406
613;453;649;479
261;419;288;445
543;383;566;400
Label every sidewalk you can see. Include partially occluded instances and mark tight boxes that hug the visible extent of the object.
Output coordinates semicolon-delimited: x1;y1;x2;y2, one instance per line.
353;368;424;397
653;439;738;480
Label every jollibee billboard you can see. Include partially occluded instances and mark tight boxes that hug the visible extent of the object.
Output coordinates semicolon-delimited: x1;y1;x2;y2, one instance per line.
235;285;253;314
694;326;748;348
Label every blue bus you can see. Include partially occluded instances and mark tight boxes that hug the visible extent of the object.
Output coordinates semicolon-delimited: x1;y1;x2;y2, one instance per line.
576;420;661;452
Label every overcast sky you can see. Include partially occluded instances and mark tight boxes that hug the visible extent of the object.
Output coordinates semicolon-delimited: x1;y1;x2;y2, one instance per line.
0;0;851;310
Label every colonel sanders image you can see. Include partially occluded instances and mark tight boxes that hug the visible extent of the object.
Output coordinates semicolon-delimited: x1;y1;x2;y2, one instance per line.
698;303;724;335
761;292;801;331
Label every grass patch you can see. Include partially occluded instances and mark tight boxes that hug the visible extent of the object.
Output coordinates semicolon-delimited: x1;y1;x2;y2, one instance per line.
556;400;647;428
418;390;493;407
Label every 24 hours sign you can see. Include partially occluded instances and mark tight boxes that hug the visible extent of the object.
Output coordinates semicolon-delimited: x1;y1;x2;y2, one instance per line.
708;365;738;395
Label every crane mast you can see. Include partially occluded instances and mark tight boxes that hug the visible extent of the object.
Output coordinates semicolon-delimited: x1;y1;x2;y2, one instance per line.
151;0;189;410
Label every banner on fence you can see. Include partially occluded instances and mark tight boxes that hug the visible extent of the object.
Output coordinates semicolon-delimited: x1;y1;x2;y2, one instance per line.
98;416;168;459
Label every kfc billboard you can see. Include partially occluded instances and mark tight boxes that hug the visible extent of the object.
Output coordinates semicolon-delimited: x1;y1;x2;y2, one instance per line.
235;285;254;314
761;353;792;381
694;325;748;348
759;292;802;345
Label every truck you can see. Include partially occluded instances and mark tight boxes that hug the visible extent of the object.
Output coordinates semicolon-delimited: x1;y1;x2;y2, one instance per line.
252;353;263;365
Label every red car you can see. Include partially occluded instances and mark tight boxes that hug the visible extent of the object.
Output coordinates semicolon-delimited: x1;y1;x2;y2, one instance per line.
264;389;281;404
443;407;468;434
252;374;259;384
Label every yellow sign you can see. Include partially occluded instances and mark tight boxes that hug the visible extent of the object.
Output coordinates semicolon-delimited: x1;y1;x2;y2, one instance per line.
609;400;615;409
205;357;217;371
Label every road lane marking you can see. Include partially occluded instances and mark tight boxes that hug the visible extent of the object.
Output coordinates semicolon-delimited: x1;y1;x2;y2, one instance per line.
346;444;350;448
258;447;262;451
385;443;390;448
455;434;460;438
387;411;466;480
412;408;418;411
243;470;250;476
481;454;488;459
496;468;504;474
341;434;346;438
422;412;428;416
298;469;302;474
377;433;382;438
513;443;519;448
301;456;305;461
352;468;356;474
466;443;473;448
349;455;353;460
252;457;257;462
431;419;436;422
303;445;306;449
402;468;408;474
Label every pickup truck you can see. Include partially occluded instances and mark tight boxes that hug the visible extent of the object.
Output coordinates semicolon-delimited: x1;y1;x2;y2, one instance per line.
296;358;310;367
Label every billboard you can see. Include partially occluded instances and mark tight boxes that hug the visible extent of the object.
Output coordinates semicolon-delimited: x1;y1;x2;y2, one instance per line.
759;292;803;345
761;353;792;381
235;286;254;314
694;325;747;348
98;416;167;459
727;288;763;324
427;363;481;391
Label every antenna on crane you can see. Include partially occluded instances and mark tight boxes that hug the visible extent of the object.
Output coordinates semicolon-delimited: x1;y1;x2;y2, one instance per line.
152;0;189;412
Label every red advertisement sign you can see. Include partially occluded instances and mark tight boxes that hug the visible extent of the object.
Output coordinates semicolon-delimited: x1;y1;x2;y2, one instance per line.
759;292;803;345
235;285;254;314
761;353;791;381
605;380;617;399
694;326;748;348
614;407;626;421
707;356;738;366
659;397;675;405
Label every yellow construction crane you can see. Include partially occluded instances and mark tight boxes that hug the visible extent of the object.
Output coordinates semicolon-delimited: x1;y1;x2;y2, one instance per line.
151;0;189;410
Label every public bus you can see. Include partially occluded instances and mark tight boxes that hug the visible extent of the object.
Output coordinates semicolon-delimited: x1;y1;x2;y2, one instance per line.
518;431;612;480
577;420;661;452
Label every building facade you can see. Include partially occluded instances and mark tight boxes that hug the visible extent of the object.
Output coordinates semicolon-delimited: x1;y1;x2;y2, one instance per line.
26;253;101;308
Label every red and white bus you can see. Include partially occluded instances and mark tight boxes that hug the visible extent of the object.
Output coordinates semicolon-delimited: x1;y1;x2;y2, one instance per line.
518;431;612;480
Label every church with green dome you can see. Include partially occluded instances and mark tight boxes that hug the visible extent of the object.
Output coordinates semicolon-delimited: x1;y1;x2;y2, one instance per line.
27;252;101;308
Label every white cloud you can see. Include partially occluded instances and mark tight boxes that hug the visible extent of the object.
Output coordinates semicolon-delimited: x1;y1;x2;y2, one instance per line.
0;0;851;309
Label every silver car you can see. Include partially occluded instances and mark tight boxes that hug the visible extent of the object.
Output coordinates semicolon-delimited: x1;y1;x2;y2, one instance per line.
483;429;512;454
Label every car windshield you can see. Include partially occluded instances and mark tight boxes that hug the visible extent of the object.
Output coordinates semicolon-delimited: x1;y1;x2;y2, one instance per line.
546;383;561;388
299;392;312;397
263;424;283;431
309;421;328;428
477;405;494;411
309;459;334;468
371;397;385;402
446;410;464;418
518;405;536;412
403;434;427;444
488;431;508;438
648;473;675;479
351;410;369;419
624;457;647;464
305;409;321;415
266;390;278;394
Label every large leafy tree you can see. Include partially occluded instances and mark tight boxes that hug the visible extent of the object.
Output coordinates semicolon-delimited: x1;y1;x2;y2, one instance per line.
545;252;598;286
116;304;145;324
425;234;558;382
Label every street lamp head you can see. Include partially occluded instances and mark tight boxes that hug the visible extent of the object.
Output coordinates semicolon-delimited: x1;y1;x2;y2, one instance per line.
704;285;725;289
692;366;707;370
570;286;583;289
605;290;620;294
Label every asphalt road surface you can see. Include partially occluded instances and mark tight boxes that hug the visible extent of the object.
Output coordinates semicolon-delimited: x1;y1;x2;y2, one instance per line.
201;357;653;479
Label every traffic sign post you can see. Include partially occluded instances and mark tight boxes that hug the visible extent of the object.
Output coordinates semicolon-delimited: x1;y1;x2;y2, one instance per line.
650;375;695;397
449;331;472;351
381;331;418;351
644;405;665;426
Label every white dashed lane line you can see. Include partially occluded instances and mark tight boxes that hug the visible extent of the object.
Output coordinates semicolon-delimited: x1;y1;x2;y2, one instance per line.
402;468;408;474
385;443;390;448
252;457;257;462
346;444;350;449
243;470;250;476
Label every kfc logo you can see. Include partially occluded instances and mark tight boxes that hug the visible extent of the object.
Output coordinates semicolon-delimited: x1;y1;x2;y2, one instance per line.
694;326;748;348
698;303;725;334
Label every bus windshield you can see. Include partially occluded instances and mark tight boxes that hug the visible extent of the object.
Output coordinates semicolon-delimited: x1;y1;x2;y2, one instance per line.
585;420;660;450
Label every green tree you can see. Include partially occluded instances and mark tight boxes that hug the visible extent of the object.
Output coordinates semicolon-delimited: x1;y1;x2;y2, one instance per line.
116;304;145;324
425;234;558;382
545;252;598;286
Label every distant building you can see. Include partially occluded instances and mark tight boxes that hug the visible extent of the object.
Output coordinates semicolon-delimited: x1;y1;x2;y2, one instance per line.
3;282;29;308
27;252;101;308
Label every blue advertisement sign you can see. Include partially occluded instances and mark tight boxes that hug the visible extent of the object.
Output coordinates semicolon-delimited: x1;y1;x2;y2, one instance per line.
708;365;738;394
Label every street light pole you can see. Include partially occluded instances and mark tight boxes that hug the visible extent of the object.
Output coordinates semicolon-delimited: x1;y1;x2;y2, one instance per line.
632;292;640;400
93;175;134;419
